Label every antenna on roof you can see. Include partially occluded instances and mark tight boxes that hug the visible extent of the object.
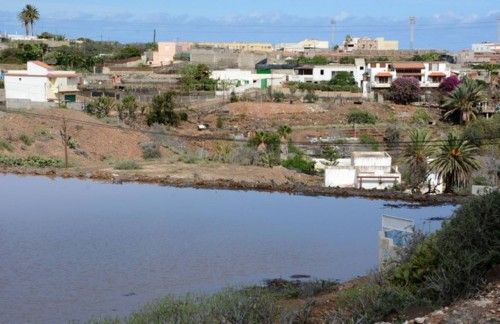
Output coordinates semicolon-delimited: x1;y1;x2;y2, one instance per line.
409;16;416;50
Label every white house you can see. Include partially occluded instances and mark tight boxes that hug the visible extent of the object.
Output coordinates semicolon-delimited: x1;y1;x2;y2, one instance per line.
325;152;401;190
289;58;366;88
366;61;451;90
210;69;286;94
472;42;500;53
5;61;80;109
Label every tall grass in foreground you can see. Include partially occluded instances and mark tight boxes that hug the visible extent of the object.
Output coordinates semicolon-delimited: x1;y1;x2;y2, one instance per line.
91;279;338;324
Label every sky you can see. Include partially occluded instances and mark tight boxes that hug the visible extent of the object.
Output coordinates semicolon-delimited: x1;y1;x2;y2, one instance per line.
1;0;499;50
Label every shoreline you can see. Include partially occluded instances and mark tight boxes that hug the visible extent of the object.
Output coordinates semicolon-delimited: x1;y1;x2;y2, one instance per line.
0;166;467;205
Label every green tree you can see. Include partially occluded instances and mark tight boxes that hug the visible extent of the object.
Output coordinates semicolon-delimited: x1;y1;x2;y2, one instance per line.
114;45;142;60
330;71;356;87
443;78;486;124
321;145;339;165
121;95;137;120
180;64;216;92
147;92;179;126
84;96;116;118
403;129;435;192
431;133;479;193
18;43;47;62
18;4;40;36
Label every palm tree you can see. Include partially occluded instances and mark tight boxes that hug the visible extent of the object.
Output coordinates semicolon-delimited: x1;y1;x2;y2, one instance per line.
443;78;486;124
18;5;40;36
403;129;435;191
431;133;479;193
18;9;30;36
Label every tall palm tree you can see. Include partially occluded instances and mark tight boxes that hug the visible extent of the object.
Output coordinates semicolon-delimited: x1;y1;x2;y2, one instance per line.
431;133;479;193
403;128;435;191
443;78;486;124
18;9;30;36
18;5;40;36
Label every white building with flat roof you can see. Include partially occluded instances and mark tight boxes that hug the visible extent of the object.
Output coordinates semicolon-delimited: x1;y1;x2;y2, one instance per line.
5;61;80;108
210;68;286;94
325;152;401;190
276;39;329;52
289;58;366;87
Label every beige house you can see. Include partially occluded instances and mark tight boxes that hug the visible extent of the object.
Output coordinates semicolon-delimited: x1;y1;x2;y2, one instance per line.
144;42;192;67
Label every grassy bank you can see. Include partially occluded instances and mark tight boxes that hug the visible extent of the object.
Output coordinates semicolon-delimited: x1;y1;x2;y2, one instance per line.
92;279;338;323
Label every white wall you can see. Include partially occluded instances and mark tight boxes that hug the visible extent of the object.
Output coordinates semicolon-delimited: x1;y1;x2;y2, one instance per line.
5;75;48;102
325;167;357;188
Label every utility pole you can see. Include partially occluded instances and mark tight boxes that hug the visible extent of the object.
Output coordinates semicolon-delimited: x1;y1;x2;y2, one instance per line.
330;19;336;50
409;16;416;50
153;29;156;43
497;16;500;42
60;117;70;169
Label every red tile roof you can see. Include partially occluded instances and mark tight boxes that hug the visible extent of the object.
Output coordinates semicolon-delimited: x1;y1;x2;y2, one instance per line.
428;72;446;77
393;62;424;69
376;72;393;77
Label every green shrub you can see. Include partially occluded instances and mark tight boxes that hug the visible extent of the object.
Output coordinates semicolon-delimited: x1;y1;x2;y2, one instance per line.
85;96;115;118
0;80;4;89
68;138;79;149
126;288;278;324
272;91;286;103
0;155;63;168
0;139;13;152
411;108;433;125
390;191;500;304
216;116;224;129
147;92;179;126
114;160;141;170
282;153;315;174
359;134;380;150
178;112;188;122
462;114;500;147
18;133;34;146
212;142;232;163
335;282;423;323
347;109;377;124
287;81;360;93
303;91;318;103
384;125;401;149
140;142;161;160
230;91;238;103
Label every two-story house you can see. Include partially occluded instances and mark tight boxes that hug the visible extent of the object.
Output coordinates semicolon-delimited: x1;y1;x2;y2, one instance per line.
5;61;80;109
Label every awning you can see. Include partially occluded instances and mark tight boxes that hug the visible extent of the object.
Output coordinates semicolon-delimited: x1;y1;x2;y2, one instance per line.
428;72;446;77
375;72;393;77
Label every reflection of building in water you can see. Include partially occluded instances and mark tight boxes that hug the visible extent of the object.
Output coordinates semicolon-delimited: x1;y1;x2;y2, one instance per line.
378;215;414;269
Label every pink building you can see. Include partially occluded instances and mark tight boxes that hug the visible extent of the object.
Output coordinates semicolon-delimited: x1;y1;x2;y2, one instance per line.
144;42;192;67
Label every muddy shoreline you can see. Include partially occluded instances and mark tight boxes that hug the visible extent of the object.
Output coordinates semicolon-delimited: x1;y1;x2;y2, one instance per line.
0;166;467;205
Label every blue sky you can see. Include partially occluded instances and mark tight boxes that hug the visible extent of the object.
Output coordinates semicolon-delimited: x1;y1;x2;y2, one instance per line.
1;0;498;50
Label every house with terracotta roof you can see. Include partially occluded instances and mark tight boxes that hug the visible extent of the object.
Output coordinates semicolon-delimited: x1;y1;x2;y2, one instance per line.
366;61;451;90
4;61;80;109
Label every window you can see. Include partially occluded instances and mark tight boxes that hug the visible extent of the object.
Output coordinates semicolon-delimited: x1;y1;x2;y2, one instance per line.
378;77;389;84
320;69;324;75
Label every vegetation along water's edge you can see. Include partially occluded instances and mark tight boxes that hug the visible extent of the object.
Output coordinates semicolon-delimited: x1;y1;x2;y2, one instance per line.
91;191;499;323
0;166;467;205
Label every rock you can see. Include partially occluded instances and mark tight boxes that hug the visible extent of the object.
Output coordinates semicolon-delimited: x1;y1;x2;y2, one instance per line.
415;317;426;324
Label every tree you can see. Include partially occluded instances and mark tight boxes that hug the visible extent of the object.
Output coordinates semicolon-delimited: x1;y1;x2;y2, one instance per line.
114;45;142;60
431;133;479;193
84;96;115;118
389;77;421;105
403;129;435;192
438;75;460;93
147;92;179;126
321;145;339;165
329;71;356;87
18;4;40;36
121;95;137;120
443;78;486;124
180;64;216;92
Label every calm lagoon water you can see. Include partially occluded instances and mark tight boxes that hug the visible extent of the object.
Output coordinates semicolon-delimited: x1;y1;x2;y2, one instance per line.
0;174;455;323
